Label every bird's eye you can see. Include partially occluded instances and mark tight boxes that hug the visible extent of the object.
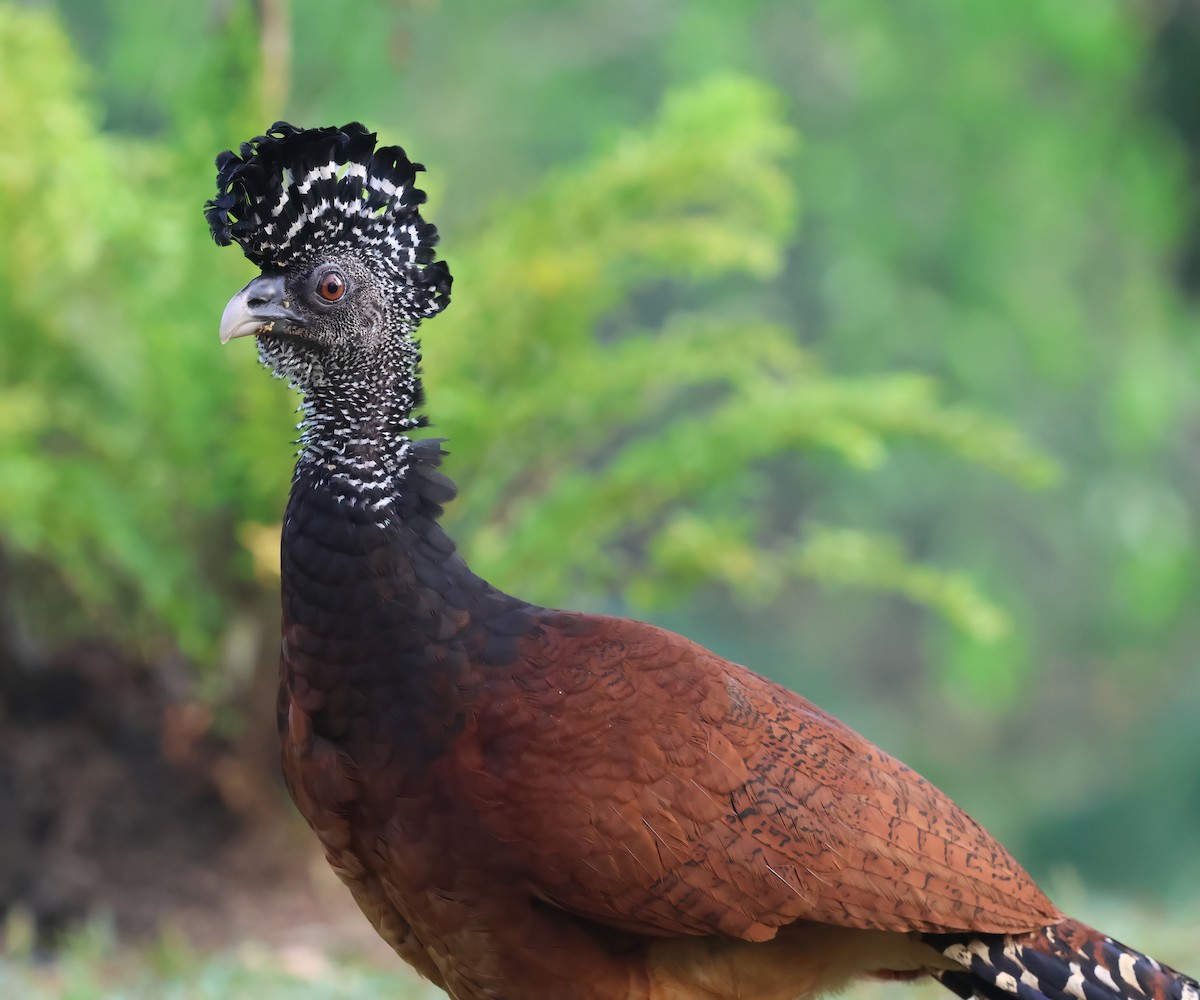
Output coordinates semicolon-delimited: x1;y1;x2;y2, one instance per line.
316;270;347;302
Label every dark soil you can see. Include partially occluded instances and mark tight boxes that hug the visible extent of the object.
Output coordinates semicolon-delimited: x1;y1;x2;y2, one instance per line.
0;635;360;952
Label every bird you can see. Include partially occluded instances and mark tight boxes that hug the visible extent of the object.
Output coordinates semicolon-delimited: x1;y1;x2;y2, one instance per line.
207;122;1198;1000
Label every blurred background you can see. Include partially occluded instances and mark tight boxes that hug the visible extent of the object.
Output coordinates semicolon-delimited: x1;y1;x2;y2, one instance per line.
3;0;1200;996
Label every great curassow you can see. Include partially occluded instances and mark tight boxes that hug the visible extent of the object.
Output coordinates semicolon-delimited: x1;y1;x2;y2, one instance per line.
207;123;1198;1000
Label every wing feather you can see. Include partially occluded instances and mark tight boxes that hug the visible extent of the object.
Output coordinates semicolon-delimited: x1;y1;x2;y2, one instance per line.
452;611;1060;942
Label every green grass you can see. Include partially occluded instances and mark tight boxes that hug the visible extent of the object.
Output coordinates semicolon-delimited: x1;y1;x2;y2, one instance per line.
0;914;442;1000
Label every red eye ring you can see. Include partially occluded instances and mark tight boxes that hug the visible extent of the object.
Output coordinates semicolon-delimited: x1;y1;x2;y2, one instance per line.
316;270;347;302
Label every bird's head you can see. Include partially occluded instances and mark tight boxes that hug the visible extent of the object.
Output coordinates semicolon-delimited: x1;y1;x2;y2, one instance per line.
205;122;451;392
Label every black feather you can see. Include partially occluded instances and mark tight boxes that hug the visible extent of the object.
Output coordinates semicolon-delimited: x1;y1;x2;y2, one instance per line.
927;926;1200;1000
204;121;451;318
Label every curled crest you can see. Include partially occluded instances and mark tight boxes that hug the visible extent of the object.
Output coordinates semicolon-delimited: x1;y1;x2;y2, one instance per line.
205;122;450;317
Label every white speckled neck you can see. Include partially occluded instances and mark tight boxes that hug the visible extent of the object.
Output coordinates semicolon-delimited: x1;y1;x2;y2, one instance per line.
295;335;423;506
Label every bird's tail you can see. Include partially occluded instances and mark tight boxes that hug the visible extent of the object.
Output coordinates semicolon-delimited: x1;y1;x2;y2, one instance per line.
924;919;1198;1000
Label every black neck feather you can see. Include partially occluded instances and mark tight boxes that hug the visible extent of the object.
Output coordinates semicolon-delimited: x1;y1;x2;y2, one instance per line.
280;429;535;754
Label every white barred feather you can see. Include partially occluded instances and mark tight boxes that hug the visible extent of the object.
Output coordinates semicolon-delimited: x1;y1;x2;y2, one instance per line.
929;921;1199;1000
205;122;450;322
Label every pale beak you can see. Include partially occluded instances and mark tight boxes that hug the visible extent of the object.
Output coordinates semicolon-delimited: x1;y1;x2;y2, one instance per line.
219;274;307;344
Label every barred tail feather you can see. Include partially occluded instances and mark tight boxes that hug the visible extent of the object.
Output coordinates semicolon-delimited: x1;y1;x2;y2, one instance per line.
926;920;1199;1000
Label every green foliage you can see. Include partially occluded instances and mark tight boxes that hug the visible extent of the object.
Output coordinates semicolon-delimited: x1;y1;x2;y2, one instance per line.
647;517;1011;640
0;913;442;1000
0;5;286;656
761;1;1200;879
6;0;1200;896
0;9;1049;664
430;77;1051;636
